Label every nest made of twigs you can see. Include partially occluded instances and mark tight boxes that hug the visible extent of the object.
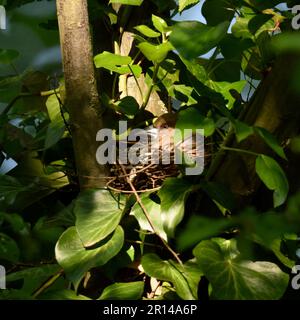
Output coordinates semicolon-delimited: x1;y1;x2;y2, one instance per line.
105;130;205;193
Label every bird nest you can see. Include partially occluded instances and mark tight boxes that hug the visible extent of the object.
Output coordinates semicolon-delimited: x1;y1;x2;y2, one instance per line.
107;161;180;193
105;127;204;193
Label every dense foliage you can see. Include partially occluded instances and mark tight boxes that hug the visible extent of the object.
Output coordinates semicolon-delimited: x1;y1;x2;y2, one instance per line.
0;0;300;300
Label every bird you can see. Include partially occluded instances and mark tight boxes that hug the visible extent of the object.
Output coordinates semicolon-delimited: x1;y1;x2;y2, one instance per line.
108;112;205;191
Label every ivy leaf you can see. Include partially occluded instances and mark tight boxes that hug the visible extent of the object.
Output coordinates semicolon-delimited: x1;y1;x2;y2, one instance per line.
40;289;90;300
158;178;194;237
255;155;289;207
98;282;144;300
234;120;254;142
202;0;235;26
6;264;61;295
0;175;29;205
207;80;246;109
254;127;287;160
55;226;124;290
94;51;142;77
0;49;19;64
141;253;202;300
137;42;173;64
176;107;215;137
131;193;167;241
231;17;252;39
152;14;168;33
0;232;20;263
178;0;200;13
177;216;233;251
193;238;289;300
45;94;65;149
134;25;160;38
170;21;230;59
200;181;236;211
109;0;143;6
114;96;140;118
75;189;123;247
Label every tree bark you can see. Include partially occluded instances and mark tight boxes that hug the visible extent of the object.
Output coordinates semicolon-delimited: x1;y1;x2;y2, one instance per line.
115;3;168;116
56;0;108;189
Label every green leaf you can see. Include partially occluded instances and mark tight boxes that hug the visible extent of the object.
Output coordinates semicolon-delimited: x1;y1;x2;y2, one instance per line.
75;189;123;247
114;96;139;118
158;178;194;237
45;94;65;149
141;253;202;300
55;226;124;289
177;216;233;251
170;21;230;59
152;14;168;33
131;194;167;240
6;264;61;295
234;120;254;142
200;181;236;211
178;0;200;12
193;238;289;300
94;51;142;77
255;155;289;207
248;13;273;36
231;17;252;39
137;42;173;63
0;232;20;263
270;239;295;269
45;121;65;149
98;282;144;300
109;0;143;6
40;289;91;300
0;175;28;205
207;80;246;109
172;84;197;106
176;108;215;137
271;33;300;53
134;25;160;38
46;94;61;122
0;49;19;64
202;0;235;26
254;127;287;160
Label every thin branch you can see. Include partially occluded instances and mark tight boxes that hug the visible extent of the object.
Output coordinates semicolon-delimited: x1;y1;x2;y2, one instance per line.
118;161;183;265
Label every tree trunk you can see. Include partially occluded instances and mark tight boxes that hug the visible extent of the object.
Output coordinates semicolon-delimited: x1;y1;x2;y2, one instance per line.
56;0;108;189
211;54;300;207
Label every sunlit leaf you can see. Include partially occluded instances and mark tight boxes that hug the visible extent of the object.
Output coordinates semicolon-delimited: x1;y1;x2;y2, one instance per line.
98;282;144;300
137;42;173;63
109;0;143;6
75;189;123;247
134;25;160;38
178;0;200;13
255;155;289;207
55;226;124;289
152;14;168;33
94;51;142;77
158;178;194;237
131;193;167;240
193;238;289;299
142;253;202;300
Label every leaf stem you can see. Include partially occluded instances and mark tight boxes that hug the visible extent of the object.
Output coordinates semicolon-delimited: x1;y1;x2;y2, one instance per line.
221;146;261;157
141;63;160;110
